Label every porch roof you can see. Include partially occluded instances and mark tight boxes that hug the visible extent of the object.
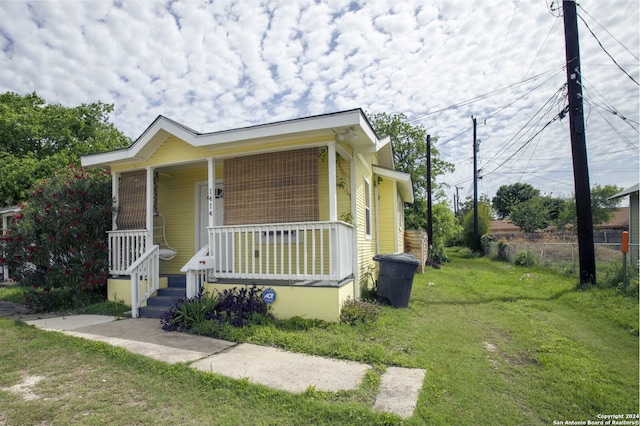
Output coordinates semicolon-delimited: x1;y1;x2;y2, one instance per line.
372;165;414;203
81;109;390;168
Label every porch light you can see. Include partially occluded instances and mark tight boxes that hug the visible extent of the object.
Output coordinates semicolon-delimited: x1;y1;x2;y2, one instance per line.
334;127;357;143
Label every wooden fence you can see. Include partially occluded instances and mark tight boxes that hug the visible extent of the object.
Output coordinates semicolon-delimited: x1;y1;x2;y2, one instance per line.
404;229;428;273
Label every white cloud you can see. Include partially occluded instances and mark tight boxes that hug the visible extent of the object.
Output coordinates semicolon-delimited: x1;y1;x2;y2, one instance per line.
0;0;636;201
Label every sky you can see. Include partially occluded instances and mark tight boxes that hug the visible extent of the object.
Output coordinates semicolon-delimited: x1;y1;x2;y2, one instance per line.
0;0;638;207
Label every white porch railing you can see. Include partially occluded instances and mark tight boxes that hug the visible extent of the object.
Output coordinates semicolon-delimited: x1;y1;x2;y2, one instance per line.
126;245;160;318
208;221;354;281
108;230;149;275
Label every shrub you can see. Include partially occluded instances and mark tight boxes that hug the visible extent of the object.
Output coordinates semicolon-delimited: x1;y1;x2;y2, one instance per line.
1;165;112;311
597;261;640;297
497;240;509;262
340;297;381;326
160;289;219;332
514;250;536;267
210;285;270;328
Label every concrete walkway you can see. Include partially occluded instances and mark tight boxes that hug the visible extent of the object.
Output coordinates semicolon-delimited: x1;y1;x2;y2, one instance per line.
23;315;425;419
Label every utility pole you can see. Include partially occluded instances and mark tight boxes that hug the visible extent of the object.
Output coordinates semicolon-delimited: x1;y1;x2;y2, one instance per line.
455;186;462;217
472;116;479;252
426;135;433;250
563;0;596;285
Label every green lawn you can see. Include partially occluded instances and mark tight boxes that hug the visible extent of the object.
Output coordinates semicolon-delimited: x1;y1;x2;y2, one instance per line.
1;249;638;425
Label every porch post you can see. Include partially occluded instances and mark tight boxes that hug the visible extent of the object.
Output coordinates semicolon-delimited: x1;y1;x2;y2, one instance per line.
146;167;154;242
328;144;337;222
207;158;215;228
111;171;119;231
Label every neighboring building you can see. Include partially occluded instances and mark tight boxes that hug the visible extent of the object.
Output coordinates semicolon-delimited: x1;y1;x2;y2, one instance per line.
80;109;413;321
594;207;629;243
609;184;639;265
489;220;521;236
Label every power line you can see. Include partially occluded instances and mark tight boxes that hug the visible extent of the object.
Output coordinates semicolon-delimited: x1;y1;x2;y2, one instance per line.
577;4;639;62
481;84;567;171
407;67;565;123
481;104;569;178
577;12;639;86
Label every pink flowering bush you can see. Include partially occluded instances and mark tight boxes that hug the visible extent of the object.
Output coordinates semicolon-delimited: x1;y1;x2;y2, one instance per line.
1;164;112;311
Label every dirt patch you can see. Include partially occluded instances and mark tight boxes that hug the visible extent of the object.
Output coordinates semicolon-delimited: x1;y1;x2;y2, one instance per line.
1;374;45;401
482;341;538;369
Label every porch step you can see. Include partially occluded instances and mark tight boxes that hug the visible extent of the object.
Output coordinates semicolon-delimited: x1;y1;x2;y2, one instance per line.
138;275;186;319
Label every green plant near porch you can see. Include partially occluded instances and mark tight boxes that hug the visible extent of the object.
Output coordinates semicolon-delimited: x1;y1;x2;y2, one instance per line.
1;165;112;311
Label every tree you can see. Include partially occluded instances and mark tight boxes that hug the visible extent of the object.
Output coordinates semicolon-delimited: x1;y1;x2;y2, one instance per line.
492;183;540;219
430;202;462;261
1;165;112;311
557;184;624;228
509;196;551;233
367;112;454;230
458;194;492;219
461;201;492;251
0;91;131;205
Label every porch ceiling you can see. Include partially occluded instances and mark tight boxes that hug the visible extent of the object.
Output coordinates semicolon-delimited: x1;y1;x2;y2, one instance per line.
81;109;383;168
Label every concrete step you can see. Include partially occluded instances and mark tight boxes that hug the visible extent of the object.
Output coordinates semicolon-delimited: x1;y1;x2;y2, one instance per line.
138;305;168;319
146;296;177;307
157;287;186;298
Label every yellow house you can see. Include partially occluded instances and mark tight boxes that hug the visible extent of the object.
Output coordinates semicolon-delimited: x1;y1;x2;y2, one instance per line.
81;109;413;321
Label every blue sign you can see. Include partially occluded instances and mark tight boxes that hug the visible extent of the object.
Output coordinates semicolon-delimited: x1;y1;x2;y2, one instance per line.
262;288;276;305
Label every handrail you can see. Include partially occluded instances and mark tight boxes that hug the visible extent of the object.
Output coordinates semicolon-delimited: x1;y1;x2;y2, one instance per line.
180;245;210;298
126;245;160;318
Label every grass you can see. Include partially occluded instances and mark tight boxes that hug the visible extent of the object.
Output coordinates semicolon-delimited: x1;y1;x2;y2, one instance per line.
0;283;131;317
0;248;638;425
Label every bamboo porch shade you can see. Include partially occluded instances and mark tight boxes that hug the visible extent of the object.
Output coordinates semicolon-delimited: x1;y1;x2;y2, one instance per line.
224;148;319;225
116;170;147;230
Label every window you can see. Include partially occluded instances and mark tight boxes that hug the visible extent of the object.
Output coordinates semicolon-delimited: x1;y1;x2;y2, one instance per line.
365;178;371;238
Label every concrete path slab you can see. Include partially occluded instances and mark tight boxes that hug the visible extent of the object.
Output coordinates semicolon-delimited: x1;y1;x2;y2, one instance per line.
373;366;426;419
63;331;210;363
191;343;371;393
25;315;117;331
20;312;425;418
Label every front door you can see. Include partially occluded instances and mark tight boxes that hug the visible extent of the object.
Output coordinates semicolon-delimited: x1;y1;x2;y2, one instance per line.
197;182;232;272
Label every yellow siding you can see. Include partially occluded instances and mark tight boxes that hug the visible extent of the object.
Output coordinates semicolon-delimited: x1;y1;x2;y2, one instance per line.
112;137;213;172
355;154;377;293
157;166;208;274
209;136;331;158
336;155;352;222
231;230;331;276
396;191;405;251
316;151;351;223
377;178;396;253
204;282;354;322
107;277;168;307
111;136;330;173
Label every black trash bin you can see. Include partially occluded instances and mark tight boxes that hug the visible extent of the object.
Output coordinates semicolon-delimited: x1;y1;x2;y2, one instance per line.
373;253;420;308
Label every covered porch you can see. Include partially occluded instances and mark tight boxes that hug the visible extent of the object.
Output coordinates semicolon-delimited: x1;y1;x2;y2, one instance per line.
105;144;358;319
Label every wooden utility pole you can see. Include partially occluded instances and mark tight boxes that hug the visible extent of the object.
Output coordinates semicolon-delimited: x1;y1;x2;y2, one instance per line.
426;135;433;249
472;116;479;252
563;0;596;285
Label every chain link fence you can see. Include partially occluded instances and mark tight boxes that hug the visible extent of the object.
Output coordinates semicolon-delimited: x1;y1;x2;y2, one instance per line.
485;239;639;274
